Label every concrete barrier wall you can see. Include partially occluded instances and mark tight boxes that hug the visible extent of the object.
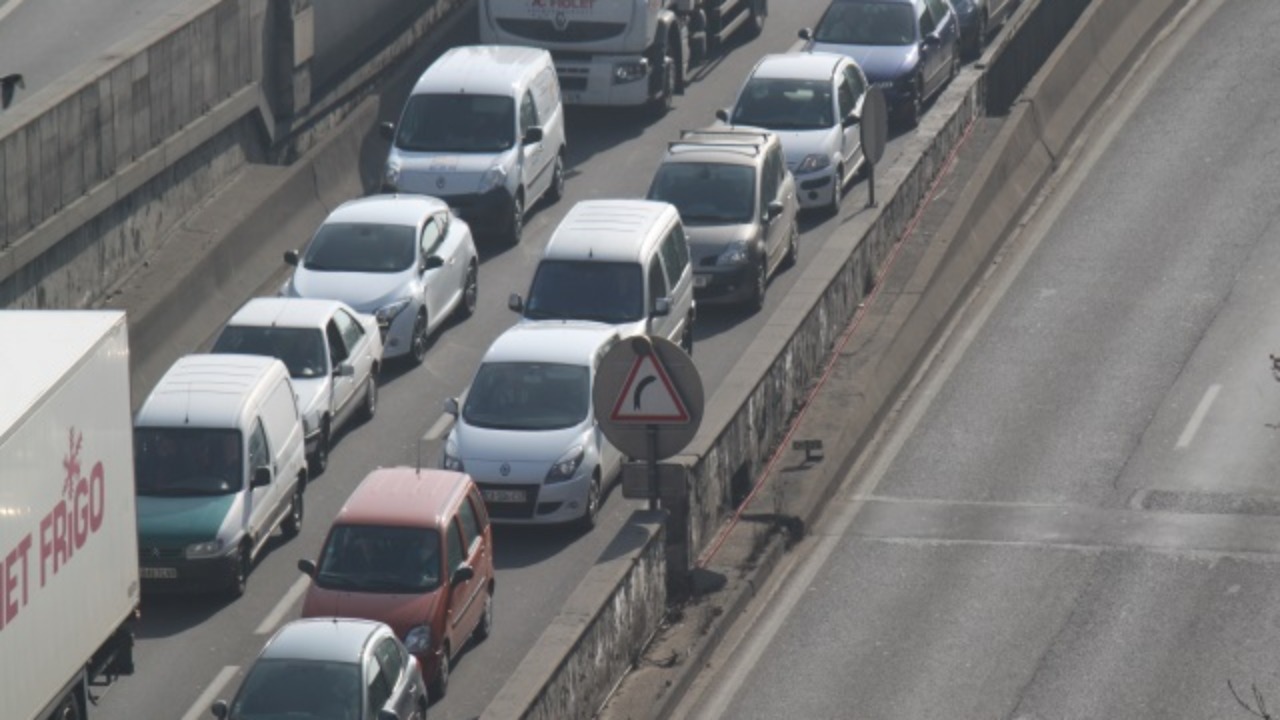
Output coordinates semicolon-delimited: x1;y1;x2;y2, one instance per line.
482;0;1197;716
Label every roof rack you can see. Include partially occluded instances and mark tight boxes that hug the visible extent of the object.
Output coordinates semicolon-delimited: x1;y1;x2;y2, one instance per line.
678;128;772;144
666;128;772;156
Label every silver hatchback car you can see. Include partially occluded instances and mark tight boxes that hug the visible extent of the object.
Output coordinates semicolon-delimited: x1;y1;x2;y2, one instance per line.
212;618;429;720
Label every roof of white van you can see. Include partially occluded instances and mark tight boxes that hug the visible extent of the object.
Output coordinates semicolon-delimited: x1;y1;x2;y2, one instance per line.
412;44;549;97
227;297;351;331
544;200;678;263
136;354;286;429
481;321;617;367
0;311;126;437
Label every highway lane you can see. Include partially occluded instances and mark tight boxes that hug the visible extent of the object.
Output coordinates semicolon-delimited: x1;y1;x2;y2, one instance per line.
673;1;1280;718
86;3;946;719
0;0;176;108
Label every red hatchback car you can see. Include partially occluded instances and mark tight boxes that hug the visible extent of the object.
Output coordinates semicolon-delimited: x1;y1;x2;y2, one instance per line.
298;467;495;701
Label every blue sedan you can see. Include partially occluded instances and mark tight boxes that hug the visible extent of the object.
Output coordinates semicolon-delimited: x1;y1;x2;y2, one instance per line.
801;0;961;128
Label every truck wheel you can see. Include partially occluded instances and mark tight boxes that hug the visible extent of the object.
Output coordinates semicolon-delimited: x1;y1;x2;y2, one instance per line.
282;482;304;538
647;58;675;118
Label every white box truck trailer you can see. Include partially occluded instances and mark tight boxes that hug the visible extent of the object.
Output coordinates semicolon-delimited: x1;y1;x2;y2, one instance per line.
0;311;139;720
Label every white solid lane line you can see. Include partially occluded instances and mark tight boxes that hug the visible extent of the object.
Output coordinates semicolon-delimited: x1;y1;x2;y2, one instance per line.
181;665;239;720
256;575;311;635
423;413;454;442
1176;384;1220;449
0;0;26;25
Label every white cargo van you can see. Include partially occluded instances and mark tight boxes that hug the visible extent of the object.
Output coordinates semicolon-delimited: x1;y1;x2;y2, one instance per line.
133;354;308;597
380;44;567;245
508;199;696;353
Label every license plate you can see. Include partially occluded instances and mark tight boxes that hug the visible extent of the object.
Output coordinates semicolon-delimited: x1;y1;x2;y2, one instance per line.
483;489;527;503
694;274;710;288
140;567;177;579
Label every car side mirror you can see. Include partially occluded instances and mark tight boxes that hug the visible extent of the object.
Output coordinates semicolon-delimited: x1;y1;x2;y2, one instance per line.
284;249;300;266
297;558;316;577
798;27;813;41
715;108;730;123
333;362;355;378
422;255;445;273
443;397;460;417
508;293;525;313
523;126;544;144
378;121;395;141
211;700;230;719
766;200;784;221
251;466;272;488
843;111;861;128
452;563;475;585
652;296;671;318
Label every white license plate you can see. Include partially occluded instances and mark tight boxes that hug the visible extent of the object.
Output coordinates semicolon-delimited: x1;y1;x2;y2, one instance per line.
483;489;527;503
140;567;177;579
694;274;710;288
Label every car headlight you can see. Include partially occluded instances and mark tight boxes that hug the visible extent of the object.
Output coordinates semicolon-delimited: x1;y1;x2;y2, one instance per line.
404;625;431;654
375;298;412;326
186;539;226;559
795;154;831;174
383;161;401;191
546;446;585;484
716;241;750;267
613;59;648;84
442;437;465;472
480;165;507;193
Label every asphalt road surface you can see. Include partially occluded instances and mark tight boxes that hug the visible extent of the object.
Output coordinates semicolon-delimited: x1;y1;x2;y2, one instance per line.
672;1;1280;718
80;1;954;719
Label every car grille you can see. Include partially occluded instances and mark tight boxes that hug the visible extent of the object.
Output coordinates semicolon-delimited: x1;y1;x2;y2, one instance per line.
558;75;588;92
496;18;626;43
139;546;184;563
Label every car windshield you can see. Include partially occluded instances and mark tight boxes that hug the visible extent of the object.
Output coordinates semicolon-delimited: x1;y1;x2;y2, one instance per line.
648;162;756;225
394;93;516;152
302;223;416;273
315;525;441;594
230;658;362;720
463;362;590;431
814;1;917;46
211;326;328;379
134;429;242;497
732;78;834;130
523;260;645;323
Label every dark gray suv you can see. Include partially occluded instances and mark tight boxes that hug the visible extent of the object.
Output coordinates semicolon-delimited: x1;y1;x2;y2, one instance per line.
646;128;799;312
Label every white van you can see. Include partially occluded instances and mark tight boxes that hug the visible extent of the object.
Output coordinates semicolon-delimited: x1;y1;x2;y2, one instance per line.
133;354;309;597
508;199;696;353
380;44;567;245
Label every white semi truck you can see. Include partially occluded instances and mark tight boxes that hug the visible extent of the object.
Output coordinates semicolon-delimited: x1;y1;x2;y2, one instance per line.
478;0;766;113
0;311;140;720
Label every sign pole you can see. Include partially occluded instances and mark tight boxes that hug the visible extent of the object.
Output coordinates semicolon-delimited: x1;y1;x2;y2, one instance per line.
647;424;659;510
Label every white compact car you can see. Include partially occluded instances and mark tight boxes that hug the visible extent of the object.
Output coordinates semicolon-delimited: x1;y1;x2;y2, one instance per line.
721;51;868;213
442;322;621;530
281;195;479;364
211;297;383;474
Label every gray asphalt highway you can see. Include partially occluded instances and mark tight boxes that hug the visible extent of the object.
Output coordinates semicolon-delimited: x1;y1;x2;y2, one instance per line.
673;1;1280;718
80;2;945;719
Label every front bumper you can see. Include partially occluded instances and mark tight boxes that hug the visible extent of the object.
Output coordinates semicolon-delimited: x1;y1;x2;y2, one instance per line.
376;301;419;359
438;187;515;235
474;474;592;525
137;544;240;594
552;55;655;107
693;262;757;305
793;168;838;209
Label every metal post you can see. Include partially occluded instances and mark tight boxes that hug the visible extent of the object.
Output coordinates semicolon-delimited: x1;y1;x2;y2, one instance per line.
647;424;659;510
867;163;877;208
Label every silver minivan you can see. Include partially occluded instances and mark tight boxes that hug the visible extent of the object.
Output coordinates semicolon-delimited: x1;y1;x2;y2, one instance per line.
508;199;696;354
380;44;567;245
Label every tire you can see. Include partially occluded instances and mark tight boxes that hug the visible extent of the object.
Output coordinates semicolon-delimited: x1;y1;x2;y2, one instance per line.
429;645;450;702
227;546;250;599
474;589;493;642
309;420;330;476
902;75;923;129
680;316;694;356
458;261;478;320
745;258;767;313
52;693;81;720
547;152;566;204
359;377;377;424
410;311;429;365
505;193;524;245
745;0;766;39
576;475;601;531
281;481;304;539
950;44;962;82
781;222;799;269
647;57;675;118
827;164;844;216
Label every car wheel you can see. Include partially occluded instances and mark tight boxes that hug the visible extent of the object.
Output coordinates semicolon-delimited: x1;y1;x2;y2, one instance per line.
547;152;566;203
968;11;988;60
950;43;962;82
411;311;429;365
474;589;494;642
746;258;767;313
745;0;766;39
903;75;923;129
227;545;250;599
506;193;524;245
782;221;799;269
458;261;478;320
359;377;377;423
309;420;330;476
282;481;304;538
429;645;450;702
827;164;844;215
680;315;694;356
576;475;601;531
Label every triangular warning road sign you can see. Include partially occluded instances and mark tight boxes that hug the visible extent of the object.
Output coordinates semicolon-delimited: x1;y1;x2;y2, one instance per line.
609;352;690;424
